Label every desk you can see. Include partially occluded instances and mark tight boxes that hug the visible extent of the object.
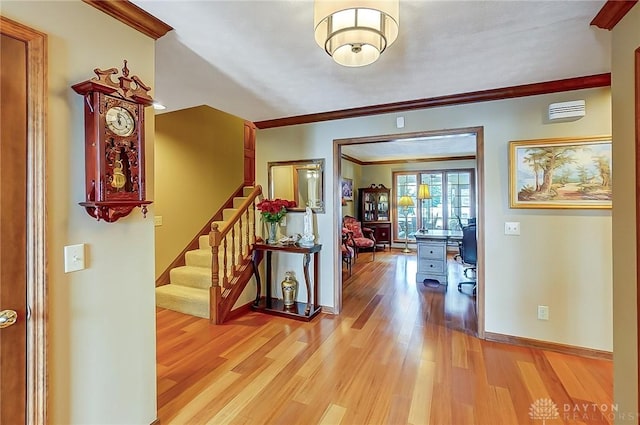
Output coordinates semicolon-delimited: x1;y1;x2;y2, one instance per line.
414;230;462;286
251;243;322;321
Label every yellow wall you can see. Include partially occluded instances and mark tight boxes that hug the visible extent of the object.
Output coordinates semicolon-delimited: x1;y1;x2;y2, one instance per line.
2;1;157;423
257;87;613;351
611;4;640;422
154;105;244;277
340;158;360;217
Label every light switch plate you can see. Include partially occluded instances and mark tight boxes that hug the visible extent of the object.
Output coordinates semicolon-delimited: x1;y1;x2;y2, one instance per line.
64;244;86;273
537;305;549;320
154;215;163;226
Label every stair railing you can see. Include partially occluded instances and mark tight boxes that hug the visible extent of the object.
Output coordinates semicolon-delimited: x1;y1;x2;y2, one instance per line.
209;185;263;324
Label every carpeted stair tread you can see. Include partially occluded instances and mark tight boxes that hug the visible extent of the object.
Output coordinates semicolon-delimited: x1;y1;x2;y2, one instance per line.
155;284;209;319
185;249;212;268
170;266;211;289
243;186;255;197
233;197;248;208
222;208;239;221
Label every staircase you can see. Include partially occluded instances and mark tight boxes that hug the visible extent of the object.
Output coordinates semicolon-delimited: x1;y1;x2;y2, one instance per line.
155;186;262;321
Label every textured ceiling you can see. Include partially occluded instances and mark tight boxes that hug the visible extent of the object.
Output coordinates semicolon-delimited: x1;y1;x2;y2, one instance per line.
132;0;610;123
342;134;477;162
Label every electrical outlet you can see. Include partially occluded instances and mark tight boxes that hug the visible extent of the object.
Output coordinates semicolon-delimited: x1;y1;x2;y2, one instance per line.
504;221;520;235
154;215;163;226
537;305;549;320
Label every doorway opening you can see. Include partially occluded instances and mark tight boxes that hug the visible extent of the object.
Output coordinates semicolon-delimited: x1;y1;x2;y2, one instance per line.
333;126;485;337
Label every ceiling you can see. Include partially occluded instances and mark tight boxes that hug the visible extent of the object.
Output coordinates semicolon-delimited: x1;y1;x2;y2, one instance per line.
131;0;610;124
342;133;477;162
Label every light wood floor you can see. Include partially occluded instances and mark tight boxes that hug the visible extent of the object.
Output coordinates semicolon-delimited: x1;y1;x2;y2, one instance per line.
157;250;613;425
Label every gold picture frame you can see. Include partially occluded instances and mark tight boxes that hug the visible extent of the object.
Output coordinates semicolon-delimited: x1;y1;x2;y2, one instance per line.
509;136;612;209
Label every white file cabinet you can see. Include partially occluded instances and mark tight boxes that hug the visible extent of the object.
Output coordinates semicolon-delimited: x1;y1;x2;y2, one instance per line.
414;230;462;286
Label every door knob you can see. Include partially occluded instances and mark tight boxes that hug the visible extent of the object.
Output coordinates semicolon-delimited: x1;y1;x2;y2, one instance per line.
0;310;17;328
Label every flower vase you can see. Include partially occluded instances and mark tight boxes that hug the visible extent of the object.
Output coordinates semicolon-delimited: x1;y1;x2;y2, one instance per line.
267;222;278;244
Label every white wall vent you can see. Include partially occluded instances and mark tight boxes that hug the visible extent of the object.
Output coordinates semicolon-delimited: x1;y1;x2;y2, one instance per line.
548;100;586;120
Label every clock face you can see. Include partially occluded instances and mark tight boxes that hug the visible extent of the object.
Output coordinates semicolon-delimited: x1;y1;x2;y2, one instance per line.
105;106;135;137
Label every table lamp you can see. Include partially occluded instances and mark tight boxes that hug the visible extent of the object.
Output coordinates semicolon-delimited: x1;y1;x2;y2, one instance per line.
417;184;431;232
398;195;414;253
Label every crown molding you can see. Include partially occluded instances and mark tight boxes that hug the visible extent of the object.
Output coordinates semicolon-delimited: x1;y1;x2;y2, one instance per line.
82;0;172;40
341;154;365;165
254;73;611;129
590;0;638;30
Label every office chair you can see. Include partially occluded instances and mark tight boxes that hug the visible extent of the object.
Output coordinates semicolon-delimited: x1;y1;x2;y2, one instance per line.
457;223;477;295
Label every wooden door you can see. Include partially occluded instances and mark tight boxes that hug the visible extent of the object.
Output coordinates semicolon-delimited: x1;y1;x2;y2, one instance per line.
0;32;28;424
0;17;46;424
244;121;256;186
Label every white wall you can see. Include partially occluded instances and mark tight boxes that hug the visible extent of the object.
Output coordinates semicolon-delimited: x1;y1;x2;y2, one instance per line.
611;4;640;422
257;87;612;351
2;2;157;424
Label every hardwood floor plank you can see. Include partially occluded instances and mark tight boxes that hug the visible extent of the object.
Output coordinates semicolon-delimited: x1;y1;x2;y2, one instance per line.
204;341;307;425
317;403;347;425
408;359;435;425
351;293;383;330
167;371;242;425
156;250;613;424
493;385;520;425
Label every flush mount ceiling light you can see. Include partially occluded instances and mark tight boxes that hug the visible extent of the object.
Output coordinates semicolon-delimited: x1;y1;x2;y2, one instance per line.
314;0;399;67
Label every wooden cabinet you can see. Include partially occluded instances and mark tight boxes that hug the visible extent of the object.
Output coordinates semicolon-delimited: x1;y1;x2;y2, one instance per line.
366;223;392;250
358;184;391;250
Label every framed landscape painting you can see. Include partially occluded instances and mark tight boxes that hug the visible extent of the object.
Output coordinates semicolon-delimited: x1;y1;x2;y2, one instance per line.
509;136;612;209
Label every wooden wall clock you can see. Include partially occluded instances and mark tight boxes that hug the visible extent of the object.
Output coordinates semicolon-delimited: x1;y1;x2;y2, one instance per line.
72;60;153;222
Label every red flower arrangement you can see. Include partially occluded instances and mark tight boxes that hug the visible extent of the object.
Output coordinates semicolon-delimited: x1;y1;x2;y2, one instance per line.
256;198;296;223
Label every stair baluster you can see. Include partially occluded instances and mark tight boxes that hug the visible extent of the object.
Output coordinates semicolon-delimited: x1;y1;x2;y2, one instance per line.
222;236;229;288
236;217;243;270
210;222;222;324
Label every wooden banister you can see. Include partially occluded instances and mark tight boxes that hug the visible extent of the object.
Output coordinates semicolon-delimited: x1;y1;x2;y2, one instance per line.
209;185;263;324
212;185;263;240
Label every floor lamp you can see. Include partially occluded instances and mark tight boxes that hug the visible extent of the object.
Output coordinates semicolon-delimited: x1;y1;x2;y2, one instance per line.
398;195;414;253
417;184;431;232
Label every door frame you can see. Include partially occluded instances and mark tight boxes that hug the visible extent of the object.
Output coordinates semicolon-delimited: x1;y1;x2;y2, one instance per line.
0;16;48;425
333;126;485;338
635;46;640;420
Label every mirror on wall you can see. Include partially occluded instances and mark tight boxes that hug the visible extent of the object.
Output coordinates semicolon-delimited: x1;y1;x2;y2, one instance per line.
268;159;325;213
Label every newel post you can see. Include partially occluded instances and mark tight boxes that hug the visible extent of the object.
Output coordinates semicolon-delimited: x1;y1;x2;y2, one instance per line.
209;222;222;324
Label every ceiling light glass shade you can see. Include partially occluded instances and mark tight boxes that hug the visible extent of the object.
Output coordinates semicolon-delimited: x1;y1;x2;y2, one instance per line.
314;0;399;67
418;184;431;200
398;195;414;207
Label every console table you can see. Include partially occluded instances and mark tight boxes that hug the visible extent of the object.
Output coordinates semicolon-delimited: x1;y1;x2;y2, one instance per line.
414;230;462;287
251;243;322;321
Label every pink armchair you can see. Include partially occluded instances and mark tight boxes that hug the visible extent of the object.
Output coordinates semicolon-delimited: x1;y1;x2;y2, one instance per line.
343;215;376;261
